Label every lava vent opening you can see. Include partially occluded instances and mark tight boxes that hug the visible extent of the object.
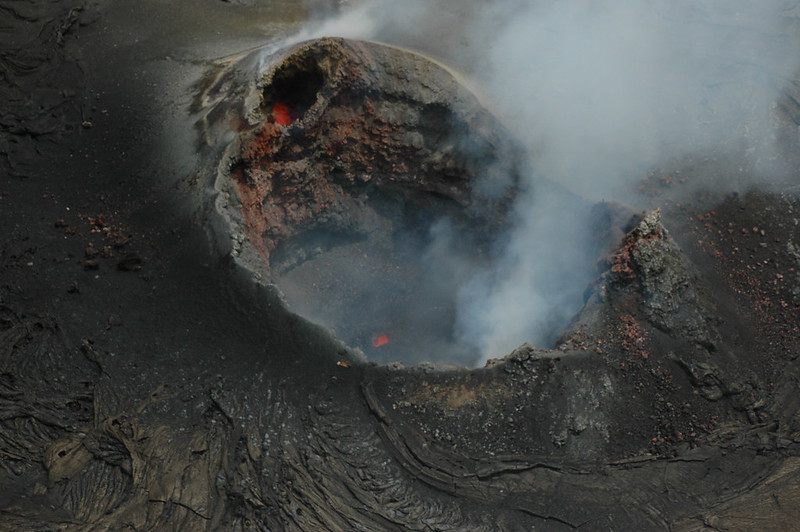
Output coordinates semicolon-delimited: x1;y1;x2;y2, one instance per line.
263;53;326;126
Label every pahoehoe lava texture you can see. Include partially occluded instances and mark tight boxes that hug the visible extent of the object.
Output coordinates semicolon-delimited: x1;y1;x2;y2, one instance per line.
3;2;800;531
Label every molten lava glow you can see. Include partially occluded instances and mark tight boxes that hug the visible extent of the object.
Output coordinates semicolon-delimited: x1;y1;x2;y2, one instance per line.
272;102;291;126
373;334;390;348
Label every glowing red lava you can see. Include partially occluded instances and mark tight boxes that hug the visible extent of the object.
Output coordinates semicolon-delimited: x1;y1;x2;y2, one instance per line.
272;102;291;126
373;334;390;348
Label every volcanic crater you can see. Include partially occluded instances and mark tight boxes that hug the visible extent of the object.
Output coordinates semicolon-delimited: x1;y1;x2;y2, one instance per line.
208;37;532;364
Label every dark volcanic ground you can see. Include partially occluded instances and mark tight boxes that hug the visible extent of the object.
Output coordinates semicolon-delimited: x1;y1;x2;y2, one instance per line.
2;1;800;530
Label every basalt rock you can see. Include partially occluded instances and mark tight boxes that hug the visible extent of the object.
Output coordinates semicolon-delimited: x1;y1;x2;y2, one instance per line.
604;208;719;349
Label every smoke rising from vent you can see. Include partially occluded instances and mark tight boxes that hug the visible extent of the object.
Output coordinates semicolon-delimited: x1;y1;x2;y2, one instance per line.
289;0;799;364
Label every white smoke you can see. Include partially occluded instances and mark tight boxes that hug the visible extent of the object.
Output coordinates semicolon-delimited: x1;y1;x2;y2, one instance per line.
293;0;800;364
478;0;797;198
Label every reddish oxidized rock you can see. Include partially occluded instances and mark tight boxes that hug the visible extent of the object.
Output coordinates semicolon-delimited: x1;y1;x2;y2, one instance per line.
203;38;522;275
